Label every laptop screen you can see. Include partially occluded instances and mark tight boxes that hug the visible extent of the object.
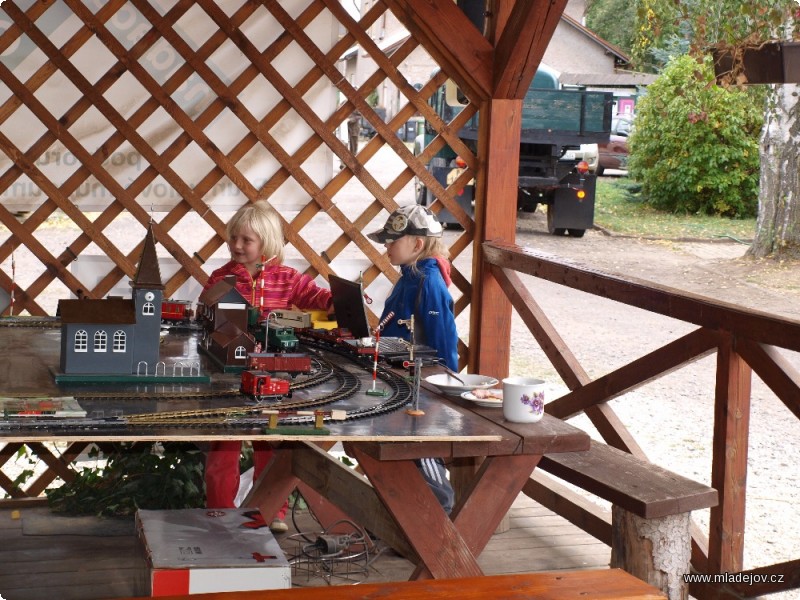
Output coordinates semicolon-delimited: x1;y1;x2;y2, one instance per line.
328;274;371;338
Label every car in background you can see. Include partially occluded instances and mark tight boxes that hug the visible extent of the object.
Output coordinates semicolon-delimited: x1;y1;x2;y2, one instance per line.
598;115;633;175
562;143;599;174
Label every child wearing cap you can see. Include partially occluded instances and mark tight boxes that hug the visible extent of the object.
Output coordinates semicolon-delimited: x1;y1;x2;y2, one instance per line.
367;204;458;371
367;204;458;512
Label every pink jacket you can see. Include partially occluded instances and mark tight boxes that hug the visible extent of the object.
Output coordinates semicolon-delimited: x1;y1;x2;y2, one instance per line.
205;260;332;319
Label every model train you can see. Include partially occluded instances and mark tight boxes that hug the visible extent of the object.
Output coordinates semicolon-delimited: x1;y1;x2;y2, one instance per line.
298;326;354;345
161;299;194;324
247;352;311;377
240;370;292;402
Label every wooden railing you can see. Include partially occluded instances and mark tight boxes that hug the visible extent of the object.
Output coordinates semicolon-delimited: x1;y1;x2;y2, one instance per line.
483;240;800;600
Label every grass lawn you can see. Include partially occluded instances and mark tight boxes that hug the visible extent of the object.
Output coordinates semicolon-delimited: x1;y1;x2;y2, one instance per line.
594;177;757;242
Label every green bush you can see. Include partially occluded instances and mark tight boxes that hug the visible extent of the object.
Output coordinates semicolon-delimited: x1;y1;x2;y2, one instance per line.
628;54;763;218
46;442;205;518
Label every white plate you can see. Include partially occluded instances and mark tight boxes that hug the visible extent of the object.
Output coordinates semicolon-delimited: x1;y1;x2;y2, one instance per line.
424;373;499;396
461;391;503;408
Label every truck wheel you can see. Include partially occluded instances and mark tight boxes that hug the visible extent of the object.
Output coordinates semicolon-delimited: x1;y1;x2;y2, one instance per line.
568;229;586;238
546;209;567;236
517;188;538;213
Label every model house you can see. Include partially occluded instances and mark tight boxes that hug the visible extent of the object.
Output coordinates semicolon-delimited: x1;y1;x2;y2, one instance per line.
197;275;256;368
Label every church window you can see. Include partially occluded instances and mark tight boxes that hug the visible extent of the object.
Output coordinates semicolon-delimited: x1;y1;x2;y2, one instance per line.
74;330;88;352
113;330;127;352
143;302;155;316
94;330;107;352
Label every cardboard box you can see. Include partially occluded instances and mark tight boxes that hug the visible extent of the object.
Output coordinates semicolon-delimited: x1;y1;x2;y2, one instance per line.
136;508;291;596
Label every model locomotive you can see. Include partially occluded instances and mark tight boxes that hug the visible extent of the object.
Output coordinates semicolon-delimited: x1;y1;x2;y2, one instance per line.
240;370;292;402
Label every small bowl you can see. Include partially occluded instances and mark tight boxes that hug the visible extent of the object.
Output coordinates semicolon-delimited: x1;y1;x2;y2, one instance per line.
424;373;500;397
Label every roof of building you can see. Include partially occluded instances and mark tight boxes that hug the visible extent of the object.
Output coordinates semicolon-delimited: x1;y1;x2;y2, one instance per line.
199;277;250;308
559;13;631;64
560;71;656;87
131;221;164;290
210;320;254;347
59;298;136;324
558;71;657;87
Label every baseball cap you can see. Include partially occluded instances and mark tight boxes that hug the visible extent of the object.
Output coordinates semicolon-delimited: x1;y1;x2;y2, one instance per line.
366;205;443;243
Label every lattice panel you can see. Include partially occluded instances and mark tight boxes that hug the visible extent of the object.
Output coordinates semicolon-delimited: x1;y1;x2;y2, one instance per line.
0;0;479;363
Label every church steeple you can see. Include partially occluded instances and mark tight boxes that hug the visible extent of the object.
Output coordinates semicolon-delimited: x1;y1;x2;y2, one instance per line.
130;221;164;371
132;221;164;290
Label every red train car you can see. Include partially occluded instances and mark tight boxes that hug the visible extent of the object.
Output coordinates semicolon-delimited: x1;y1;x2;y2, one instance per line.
240;370;291;401
161;299;194;323
247;352;311;376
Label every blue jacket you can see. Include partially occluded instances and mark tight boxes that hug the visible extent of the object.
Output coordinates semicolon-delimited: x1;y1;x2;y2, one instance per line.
380;258;458;371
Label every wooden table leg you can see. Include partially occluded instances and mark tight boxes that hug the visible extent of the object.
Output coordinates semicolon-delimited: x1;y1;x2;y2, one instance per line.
242;444;299;518
352;447;484;580
453;454;542;549
410;453;543;580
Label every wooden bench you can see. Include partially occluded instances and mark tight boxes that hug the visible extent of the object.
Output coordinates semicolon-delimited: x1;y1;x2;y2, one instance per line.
109;569;666;599
527;441;718;600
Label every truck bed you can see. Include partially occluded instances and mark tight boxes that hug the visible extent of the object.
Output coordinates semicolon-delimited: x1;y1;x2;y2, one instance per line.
457;89;613;146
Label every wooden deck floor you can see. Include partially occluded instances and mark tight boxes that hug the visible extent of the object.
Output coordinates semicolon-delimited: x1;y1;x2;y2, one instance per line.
0;494;610;600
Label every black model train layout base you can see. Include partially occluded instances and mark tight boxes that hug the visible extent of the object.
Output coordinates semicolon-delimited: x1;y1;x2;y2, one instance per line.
53;369;211;385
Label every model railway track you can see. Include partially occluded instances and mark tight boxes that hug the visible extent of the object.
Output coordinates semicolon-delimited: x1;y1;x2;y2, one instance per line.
126;360;358;423
72;357;335;402
0;345;414;432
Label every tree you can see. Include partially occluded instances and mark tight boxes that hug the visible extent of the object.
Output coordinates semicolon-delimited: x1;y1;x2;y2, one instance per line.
750;80;800;258
628;55;762;218
585;0;637;57
632;0;800;258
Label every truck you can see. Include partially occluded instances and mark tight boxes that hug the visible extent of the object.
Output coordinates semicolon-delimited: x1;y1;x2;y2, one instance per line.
415;65;613;237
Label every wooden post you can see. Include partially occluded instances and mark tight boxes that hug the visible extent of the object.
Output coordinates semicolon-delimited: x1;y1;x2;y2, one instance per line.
468;97;521;380
708;334;751;573
610;506;691;600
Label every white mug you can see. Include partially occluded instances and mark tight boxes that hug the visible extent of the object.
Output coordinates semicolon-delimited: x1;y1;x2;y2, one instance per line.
502;376;546;423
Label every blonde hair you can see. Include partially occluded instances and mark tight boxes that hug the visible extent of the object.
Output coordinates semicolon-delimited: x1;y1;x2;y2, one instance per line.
226;201;285;263
401;235;450;278
416;236;450;262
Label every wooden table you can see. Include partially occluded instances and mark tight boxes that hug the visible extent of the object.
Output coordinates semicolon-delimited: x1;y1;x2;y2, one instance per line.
0;326;590;580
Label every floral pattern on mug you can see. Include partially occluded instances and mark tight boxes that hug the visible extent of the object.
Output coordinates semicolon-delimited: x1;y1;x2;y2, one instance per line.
520;391;544;415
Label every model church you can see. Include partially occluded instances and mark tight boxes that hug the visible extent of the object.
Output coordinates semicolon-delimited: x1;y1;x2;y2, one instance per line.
58;223;164;375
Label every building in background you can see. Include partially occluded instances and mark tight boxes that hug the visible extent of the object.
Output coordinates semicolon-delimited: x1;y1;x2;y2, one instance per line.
339;0;654;123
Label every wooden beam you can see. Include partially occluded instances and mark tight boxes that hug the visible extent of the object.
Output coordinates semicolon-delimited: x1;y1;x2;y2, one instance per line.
383;0;493;102
708;334;751;574
493;0;569;98
483;241;800;352
523;469;612;543
735;339;800;419
109;569;675;600
469;100;521;379
546;328;720;421
352;447;484;579
492;265;590;390
289;443;418;562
